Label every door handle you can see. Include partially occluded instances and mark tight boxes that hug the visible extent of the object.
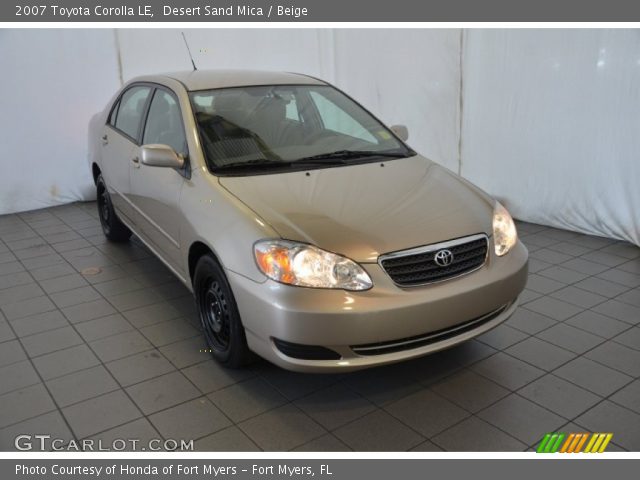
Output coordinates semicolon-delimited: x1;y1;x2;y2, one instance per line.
101;134;108;145
132;156;140;168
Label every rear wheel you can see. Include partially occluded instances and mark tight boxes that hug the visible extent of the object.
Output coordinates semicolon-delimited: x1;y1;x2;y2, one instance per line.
194;254;252;368
96;174;131;242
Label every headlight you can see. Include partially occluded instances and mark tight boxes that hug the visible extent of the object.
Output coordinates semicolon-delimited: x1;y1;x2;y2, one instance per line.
493;202;518;256
254;240;373;291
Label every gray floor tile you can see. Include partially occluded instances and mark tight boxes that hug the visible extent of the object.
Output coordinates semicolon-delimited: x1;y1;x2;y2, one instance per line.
611;326;639;351
0;261;25;276
0;319;15;343
46;365;120;407
0;360;40;396
0;271;32;290
122;302;182;329
139;318;199;347
21;326;83;357
239;404;326;451
293;433;351;452
478;394;565;445
524;274;567;294
597;268;640;289
0;282;45;307
182;359;255;394
61;298;116;324
550;286;608;309
0;384;56;428
609;380;640;414
506;308;557;335
159;336;209;369
49;285;101;308
574;276;631;298
93;277;145;297
75;313;133;342
575;401;640;451
550;356;633;397
9;310;69;337
410;440;444;451
126;371;200;415
471;352;544;390
195;426;259;452
1;296;57;321
618;259;640;275
385;389;469;437
537;266;588;285
333;409;423;452
547;241;592;257
294;383;374;430
90;330;153;363
476;324;529;350
518;289;542;305
341;364;423;407
565;310;631;339
591;299;640;325
585;341;640;377
32;344;100;380
518;374;601;419
89;418;160;451
0;340;27;367
581;250;628;268
209;378;288;424
62;390;141;439
617;288;640;308
431;370;509;413
535;323;605;354
433;416;526;451
258;365;341;401
530;248;573;265
0;411;73;451
38;273;88;294
107;288;163;312
600;243;640;260
523;297;584;321
505;337;576;371
562;258;610;276
149;396;231;441
106;349;176;387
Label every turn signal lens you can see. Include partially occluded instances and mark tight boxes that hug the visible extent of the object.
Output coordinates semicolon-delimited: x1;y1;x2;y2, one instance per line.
254;240;373;291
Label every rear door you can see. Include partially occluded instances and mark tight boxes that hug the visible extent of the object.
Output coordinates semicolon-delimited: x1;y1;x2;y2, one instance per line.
101;85;152;225
129;87;189;274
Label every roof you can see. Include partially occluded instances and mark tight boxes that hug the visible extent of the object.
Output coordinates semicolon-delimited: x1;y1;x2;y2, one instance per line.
154;69;326;91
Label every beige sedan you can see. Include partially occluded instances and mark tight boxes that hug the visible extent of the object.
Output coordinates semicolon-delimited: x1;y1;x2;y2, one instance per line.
88;70;528;372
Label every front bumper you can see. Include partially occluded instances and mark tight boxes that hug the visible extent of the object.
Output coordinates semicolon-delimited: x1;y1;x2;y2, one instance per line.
228;240;528;372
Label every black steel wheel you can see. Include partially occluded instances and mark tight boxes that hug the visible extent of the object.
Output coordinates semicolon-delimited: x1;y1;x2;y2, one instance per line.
193;254;251;367
96;174;131;242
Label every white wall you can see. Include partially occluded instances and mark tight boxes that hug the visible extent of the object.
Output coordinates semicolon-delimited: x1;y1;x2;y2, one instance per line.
0;29;637;246
461;29;640;245
0;29;121;214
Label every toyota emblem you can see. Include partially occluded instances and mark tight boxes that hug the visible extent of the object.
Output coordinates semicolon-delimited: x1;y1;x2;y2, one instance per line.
434;249;454;267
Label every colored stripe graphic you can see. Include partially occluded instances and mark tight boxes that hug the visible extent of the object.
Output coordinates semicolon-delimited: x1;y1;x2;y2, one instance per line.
537;433;613;453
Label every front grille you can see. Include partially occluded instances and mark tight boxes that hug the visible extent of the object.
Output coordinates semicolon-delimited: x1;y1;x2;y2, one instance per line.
379;234;488;287
351;303;508;356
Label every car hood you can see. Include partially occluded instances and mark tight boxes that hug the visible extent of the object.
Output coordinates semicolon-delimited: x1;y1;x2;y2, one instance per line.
218;155;495;263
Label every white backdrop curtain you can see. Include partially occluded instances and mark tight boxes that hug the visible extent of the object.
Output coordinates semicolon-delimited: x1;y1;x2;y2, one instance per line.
0;29;637;246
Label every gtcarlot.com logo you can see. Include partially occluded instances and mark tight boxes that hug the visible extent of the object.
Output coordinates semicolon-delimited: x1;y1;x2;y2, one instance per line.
537;432;613;453
14;435;194;451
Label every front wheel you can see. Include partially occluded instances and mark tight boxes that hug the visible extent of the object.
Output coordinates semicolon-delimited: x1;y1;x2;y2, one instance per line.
193;254;252;368
96;174;131;242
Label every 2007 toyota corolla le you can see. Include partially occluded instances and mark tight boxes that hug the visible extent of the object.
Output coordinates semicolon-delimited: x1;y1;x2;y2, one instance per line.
88;70;528;372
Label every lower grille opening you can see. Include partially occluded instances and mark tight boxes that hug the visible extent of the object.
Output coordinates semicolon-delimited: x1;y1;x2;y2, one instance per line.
350;304;508;356
273;338;342;361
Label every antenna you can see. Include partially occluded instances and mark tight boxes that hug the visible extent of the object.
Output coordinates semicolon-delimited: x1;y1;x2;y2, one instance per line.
181;32;197;71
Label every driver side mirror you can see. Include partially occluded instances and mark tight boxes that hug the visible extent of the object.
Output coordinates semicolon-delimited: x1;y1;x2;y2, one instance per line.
390;125;409;142
140;144;185;169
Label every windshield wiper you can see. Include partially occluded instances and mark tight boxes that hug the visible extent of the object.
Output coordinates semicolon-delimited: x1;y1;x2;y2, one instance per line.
213;159;293;171
296;150;410;162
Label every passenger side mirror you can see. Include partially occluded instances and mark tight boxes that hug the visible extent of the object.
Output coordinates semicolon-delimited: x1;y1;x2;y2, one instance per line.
390;125;409;142
140;144;185;169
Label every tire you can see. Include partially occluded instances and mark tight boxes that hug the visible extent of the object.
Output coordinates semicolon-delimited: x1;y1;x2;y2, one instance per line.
96;174;131;243
193;254;252;368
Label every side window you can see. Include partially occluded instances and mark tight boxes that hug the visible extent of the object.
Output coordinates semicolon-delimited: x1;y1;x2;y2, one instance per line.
114;86;152;141
108;99;120;127
142;90;187;155
309;91;377;143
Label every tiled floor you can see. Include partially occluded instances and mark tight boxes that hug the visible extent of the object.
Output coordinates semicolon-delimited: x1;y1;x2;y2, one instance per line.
0;202;639;451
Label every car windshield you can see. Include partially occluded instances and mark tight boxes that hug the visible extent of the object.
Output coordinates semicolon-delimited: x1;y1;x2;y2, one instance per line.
190;85;413;174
